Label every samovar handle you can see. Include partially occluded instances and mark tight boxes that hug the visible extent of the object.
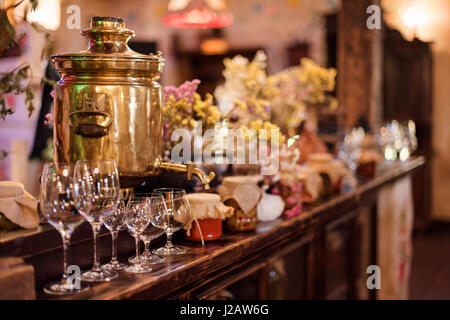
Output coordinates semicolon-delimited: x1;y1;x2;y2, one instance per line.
68;91;112;138
68;110;112;138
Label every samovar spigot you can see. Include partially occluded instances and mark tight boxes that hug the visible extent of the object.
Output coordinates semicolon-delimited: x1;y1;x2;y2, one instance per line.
158;162;215;190
187;163;216;190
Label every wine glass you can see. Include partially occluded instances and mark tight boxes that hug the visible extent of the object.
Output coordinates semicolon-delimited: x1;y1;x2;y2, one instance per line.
152;188;191;256
337;127;364;174
40;163;89;295
128;194;169;265
124;198;152;273
73;159;120;282
102;200;127;271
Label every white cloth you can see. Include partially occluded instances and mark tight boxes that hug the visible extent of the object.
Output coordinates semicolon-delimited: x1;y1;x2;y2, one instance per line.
184;193;234;230
294;166;321;201
377;176;414;300
307;154;349;187
0;181;39;229
257;191;285;221
184;193;234;242
218;176;262;214
186;193;234;221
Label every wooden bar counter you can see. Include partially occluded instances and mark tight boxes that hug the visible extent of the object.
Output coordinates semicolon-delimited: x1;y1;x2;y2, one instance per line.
0;157;425;300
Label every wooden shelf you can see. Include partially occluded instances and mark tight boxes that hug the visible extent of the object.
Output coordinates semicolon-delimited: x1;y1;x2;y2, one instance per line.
0;157;425;300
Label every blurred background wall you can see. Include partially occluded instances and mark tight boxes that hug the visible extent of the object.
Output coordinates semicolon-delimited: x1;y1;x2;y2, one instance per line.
383;0;450;221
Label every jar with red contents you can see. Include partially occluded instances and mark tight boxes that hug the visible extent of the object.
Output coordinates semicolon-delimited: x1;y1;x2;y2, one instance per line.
184;193;234;242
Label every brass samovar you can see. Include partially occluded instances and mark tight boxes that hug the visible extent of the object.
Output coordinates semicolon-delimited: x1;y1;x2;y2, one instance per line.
51;16;214;189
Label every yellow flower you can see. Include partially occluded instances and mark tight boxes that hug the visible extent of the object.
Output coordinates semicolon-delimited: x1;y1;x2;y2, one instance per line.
235;99;247;112
329;97;339;110
249;119;263;131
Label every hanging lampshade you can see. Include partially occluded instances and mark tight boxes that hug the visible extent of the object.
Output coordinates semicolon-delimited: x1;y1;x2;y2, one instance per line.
164;0;233;28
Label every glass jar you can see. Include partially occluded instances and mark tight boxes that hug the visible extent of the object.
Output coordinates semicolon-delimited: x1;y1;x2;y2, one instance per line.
184;193;233;242
218;176;262;231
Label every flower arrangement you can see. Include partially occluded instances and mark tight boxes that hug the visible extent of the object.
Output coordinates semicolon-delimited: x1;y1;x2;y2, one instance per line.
263;142;303;218
296;58;338;107
214;50;268;117
271;180;303;218
266;58;338;134
0;0;56;160
214;50;283;144
162;79;221;155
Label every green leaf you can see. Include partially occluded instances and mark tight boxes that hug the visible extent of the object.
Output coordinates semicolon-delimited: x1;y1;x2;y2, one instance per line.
0;150;8;161
40;33;52;60
30;0;38;11
25;85;34;116
0;1;48;121
0;99;15;120
41;76;57;87
0;10;16;52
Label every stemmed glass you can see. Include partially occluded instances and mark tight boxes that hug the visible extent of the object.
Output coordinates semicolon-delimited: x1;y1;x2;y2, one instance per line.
73;159;120;282
40;163;89;295
152;188;191;256
128;194;169;265
124;198;153;273
102;200;127;271
337;127;365;174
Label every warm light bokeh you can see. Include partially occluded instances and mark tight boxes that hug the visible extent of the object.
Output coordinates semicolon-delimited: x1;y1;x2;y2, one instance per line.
382;0;449;48
26;0;61;31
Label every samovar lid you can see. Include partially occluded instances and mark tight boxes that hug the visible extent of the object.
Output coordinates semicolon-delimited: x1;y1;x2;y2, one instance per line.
51;16;164;77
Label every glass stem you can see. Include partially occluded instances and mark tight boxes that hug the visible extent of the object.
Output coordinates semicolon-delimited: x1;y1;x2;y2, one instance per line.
110;231;119;265
144;240;151;255
135;236;140;265
92;223;102;272
60;232;71;283
166;233;174;249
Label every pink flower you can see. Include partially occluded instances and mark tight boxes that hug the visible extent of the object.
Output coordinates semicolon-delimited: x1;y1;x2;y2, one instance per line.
44;113;54;128
289;182;302;193
5;94;15;108
179;79;200;103
50;90;54;98
285;204;302;218
163;86;181;101
286;197;297;205
163;79;201;103
162;120;170;140
18;33;29;46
